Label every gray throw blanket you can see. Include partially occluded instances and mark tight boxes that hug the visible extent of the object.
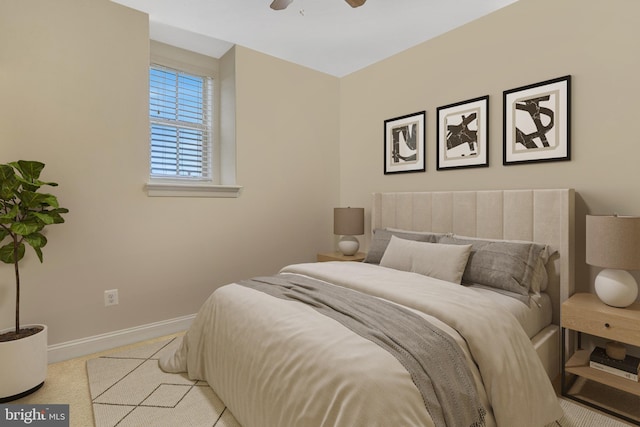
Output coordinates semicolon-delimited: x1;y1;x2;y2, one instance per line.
238;274;486;427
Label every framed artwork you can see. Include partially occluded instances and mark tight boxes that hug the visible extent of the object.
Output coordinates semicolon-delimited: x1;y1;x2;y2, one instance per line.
503;75;571;165
384;111;426;174
436;95;489;170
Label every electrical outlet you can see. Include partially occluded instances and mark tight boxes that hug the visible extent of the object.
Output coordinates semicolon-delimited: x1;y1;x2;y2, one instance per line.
104;289;119;306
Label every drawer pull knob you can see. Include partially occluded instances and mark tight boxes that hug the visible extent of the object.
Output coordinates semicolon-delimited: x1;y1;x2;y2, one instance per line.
604;323;610;328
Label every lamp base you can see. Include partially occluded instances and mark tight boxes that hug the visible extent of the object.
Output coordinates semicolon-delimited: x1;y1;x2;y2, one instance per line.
338;236;360;256
594;269;638;308
605;341;626;360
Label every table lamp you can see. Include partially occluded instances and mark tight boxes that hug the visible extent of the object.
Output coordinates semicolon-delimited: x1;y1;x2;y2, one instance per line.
586;215;640;307
334;207;364;256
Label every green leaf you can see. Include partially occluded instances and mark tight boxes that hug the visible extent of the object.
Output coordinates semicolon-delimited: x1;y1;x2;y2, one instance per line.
24;232;47;249
0;165;18;199
0;241;25;264
32;245;43;263
46;211;66;224
11;161;45;182
24;233;47;262
0;164;15;180
16;190;39;207
18;191;47;209
0;228;10;242
39;194;60;208
13;175;40;192
32;212;56;225
10;221;41;236
16;191;59;209
0;205;19;223
14;175;58;191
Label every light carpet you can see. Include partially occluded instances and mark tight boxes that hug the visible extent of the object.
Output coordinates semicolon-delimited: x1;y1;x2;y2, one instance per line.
87;338;633;427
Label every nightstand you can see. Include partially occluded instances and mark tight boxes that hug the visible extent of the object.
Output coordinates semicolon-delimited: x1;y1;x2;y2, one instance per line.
316;251;366;262
561;293;640;425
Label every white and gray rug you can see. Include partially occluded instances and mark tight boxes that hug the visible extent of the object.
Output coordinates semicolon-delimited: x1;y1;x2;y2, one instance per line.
87;337;240;427
87;338;634;427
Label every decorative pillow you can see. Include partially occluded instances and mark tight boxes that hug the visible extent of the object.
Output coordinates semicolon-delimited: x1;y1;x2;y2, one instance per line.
364;228;443;264
451;234;555;293
379;235;472;284
438;235;552;296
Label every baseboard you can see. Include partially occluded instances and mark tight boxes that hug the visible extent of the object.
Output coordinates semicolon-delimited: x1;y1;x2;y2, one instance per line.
47;314;196;363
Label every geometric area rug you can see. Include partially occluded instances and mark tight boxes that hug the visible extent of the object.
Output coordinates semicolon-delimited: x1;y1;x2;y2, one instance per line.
551;399;634;427
87;338;632;427
87;337;240;427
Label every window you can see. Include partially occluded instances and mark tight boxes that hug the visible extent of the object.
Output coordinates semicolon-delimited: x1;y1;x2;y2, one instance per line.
149;65;212;180
145;41;241;198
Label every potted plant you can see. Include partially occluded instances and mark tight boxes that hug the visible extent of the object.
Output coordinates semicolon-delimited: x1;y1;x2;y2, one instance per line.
0;160;68;402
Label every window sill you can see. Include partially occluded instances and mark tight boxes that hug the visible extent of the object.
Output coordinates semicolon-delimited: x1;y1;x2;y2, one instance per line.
145;181;242;198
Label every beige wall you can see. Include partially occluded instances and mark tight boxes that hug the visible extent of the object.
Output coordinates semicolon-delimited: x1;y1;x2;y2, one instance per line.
0;0;340;344
3;0;639;345
339;0;640;293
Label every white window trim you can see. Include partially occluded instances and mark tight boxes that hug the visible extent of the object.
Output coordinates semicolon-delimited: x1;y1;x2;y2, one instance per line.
145;181;242;198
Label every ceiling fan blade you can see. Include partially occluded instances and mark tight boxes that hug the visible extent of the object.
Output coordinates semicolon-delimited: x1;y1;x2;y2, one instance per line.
345;0;366;7
270;0;294;10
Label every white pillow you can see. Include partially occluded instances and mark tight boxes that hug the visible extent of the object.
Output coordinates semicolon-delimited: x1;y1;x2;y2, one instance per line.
379;235;472;284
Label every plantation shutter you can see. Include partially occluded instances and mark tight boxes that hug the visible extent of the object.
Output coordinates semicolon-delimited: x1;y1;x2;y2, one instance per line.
149;64;213;179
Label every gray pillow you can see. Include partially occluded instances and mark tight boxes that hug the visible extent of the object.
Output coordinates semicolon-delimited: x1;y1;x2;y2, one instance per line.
438;236;550;297
364;228;443;264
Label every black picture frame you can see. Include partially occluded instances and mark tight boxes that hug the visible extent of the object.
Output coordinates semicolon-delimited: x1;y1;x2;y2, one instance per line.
383;111;426;174
503;75;571;165
436;95;489;170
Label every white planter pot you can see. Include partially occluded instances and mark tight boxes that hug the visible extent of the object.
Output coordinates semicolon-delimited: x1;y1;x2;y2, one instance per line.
0;324;47;402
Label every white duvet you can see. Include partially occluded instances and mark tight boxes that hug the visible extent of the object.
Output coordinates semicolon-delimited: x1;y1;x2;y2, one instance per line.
160;262;562;427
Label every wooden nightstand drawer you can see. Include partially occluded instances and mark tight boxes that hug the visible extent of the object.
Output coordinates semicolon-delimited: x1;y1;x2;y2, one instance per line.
562;293;640;347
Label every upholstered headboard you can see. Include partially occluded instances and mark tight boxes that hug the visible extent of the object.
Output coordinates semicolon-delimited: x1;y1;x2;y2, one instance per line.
371;189;575;325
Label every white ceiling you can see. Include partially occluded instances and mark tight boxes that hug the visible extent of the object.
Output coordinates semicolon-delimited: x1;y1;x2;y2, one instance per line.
111;0;518;77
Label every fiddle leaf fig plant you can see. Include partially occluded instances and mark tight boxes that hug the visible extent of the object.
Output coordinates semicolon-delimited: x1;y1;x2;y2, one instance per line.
0;160;68;341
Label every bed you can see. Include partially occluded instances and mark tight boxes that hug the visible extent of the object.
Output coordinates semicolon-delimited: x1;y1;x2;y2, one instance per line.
161;189;575;427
